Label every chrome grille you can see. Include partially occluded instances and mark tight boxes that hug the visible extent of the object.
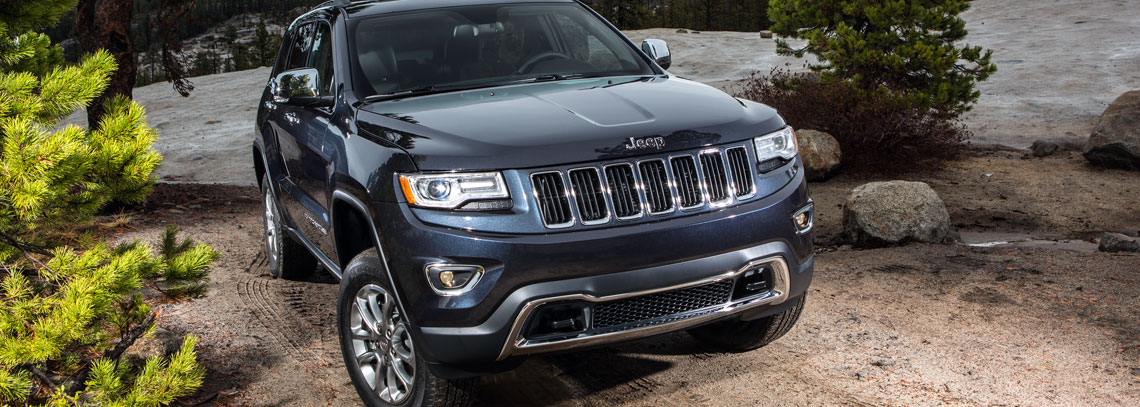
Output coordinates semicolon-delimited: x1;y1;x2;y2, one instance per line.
638;160;674;214
568;168;609;224
726;147;755;198
531;172;573;228
604;164;642;219
699;151;731;204
671;156;703;209
531;143;759;228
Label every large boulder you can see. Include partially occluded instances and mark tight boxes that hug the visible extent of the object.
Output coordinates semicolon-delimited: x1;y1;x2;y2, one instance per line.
796;129;842;181
1085;91;1140;170
843;181;950;246
1098;233;1140;253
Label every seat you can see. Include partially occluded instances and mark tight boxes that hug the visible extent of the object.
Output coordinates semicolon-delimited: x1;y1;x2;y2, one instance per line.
359;45;400;94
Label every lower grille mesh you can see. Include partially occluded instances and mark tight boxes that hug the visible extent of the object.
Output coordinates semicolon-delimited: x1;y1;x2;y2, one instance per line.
592;280;734;329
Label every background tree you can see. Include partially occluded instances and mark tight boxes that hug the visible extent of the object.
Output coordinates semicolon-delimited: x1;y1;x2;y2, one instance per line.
768;0;997;118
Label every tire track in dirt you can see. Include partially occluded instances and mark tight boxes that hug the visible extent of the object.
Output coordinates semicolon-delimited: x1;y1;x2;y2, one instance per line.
236;255;341;370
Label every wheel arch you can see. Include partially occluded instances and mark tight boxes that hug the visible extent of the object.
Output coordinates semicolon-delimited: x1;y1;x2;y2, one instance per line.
330;188;415;325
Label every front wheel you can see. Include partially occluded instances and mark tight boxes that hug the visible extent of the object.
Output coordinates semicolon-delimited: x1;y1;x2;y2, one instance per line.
688;295;806;351
337;250;476;407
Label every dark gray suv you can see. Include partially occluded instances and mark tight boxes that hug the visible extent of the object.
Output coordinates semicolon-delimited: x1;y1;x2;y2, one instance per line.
254;1;814;405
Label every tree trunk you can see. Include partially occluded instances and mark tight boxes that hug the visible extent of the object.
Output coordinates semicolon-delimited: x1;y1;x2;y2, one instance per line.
75;0;135;129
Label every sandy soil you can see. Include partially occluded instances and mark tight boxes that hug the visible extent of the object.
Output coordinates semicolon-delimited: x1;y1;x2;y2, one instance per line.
61;0;1140;184
101;149;1140;407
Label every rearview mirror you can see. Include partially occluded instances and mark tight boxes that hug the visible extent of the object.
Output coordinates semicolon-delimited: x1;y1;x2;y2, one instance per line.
641;39;671;70
271;68;333;108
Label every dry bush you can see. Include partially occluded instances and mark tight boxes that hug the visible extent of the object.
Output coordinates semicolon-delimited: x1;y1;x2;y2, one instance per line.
736;69;970;173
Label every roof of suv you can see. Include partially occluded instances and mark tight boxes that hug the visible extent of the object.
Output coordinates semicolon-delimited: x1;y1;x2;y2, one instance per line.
341;0;578;18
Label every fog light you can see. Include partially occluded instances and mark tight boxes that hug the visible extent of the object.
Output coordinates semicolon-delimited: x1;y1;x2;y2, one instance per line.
425;264;484;296
439;271;456;287
794;213;809;228
792;203;814;234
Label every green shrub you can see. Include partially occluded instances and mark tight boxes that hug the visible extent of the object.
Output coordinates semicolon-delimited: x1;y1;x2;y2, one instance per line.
768;0;996;119
0;2;215;405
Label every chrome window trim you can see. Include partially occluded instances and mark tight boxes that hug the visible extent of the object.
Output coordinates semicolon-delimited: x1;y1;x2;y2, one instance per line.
602;162;645;221
496;256;791;360
635;158;677;216
567;167;613;226
530;170;576;229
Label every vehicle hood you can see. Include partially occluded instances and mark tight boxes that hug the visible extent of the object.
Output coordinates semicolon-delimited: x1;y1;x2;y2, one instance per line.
356;76;785;171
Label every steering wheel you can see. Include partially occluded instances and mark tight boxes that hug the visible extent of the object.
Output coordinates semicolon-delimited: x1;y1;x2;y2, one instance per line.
516;51;572;74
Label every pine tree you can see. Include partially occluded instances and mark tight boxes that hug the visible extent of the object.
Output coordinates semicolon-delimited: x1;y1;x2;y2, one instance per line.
768;0;997;118
0;1;214;404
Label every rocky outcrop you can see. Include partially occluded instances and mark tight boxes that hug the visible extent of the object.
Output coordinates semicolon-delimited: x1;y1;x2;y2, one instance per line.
1098;233;1140;253
843;181;950;246
1085;91;1140;170
796;129;842;181
1031;135;1084;157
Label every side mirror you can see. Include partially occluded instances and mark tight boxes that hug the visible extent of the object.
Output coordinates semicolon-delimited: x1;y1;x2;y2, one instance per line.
271;68;333;108
641;39;671;70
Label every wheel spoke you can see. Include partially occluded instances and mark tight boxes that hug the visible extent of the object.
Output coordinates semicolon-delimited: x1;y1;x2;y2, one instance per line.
355;297;380;335
356;350;378;365
369;293;386;331
392;358;414;388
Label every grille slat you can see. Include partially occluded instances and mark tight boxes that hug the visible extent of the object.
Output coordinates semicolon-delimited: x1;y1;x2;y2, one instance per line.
568;169;608;223
605;164;642;219
638;160;674;214
592;280;734;329
726;147;755;198
532;172;572;227
700;152;730;203
671;156;703;209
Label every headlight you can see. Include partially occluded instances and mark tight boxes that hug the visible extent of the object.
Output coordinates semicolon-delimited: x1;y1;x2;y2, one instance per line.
754;127;798;163
399;172;510;209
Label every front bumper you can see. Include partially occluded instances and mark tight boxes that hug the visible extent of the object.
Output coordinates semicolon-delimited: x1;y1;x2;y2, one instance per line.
372;168;813;370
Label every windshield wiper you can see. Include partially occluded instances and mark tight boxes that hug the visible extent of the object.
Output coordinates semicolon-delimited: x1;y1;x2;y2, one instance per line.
362;86;443;104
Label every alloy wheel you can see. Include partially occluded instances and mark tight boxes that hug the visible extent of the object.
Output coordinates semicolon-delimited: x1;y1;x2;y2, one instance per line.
263;190;281;264
350;284;416;404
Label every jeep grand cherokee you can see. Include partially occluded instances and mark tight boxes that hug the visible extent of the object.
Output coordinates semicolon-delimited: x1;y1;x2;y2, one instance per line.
254;1;814;406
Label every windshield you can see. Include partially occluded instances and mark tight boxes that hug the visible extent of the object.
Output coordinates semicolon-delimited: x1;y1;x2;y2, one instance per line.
350;3;655;98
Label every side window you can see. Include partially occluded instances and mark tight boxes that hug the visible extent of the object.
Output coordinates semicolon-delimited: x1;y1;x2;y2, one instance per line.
309;23;335;96
286;23;315;71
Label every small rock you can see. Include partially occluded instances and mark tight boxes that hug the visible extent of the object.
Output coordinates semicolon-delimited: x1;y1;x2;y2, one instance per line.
871;359;894;367
1131;367;1140;376
690;30;701;34
168;208;185;215
675;28;689;34
1098;233;1140;253
1030;137;1084;157
796;129;842;181
843;181;950;246
188;204;203;210
759;30;773;39
1084;90;1140;170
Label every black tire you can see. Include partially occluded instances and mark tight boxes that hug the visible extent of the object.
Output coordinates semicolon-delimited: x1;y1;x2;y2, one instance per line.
338;250;476;407
260;175;317;279
688;294;806;352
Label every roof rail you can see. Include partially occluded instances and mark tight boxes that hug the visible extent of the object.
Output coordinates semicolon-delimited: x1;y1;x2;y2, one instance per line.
314;0;351;9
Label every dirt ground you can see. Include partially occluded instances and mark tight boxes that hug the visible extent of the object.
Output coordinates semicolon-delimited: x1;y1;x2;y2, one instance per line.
99;149;1139;407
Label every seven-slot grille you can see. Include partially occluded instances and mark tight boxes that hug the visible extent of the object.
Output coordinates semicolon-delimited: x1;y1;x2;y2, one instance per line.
532;144;761;228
